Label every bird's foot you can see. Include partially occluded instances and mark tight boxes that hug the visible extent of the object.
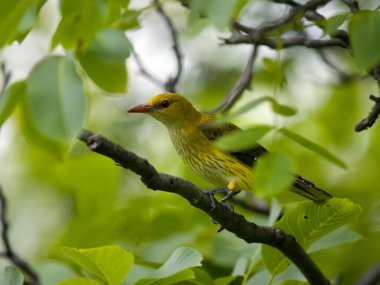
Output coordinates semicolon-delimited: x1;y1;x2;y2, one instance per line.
202;187;231;211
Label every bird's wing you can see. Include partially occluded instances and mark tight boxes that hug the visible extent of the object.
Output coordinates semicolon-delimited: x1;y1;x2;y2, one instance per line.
200;120;268;167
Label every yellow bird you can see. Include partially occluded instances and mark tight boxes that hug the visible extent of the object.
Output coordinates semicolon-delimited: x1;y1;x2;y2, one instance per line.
128;93;332;207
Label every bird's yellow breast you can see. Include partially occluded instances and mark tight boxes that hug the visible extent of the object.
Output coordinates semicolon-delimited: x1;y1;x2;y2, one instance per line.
168;125;252;191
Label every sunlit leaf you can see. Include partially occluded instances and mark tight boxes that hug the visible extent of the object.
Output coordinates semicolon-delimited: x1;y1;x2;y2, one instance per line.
215;124;273;152
254;152;295;198
26;55;86;142
279;128;347;169
78;28;130;93
57;277;101;285
117;9;141;30
214;276;243;285
0;81;25;126
262;198;361;276
349;10;380;70
62;245;134;285
135;247;202;285
268;198;282;226
0;267;24;285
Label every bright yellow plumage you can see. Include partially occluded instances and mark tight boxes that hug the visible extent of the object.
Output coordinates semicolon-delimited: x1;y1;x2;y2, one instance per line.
128;93;332;202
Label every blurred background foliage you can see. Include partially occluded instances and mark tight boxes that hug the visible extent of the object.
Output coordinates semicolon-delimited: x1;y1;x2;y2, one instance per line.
0;0;379;284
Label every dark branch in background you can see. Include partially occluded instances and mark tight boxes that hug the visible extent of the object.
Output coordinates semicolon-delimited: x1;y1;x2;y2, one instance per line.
210;45;258;113
0;186;40;285
355;95;380;132
154;0;183;93
132;0;183;93
354;261;380;285
79;129;330;285
1;63;11;94
340;0;359;13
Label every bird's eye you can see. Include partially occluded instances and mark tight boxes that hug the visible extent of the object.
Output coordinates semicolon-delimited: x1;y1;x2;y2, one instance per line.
161;100;170;108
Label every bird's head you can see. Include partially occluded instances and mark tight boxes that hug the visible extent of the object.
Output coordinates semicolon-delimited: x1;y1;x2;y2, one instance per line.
128;93;200;125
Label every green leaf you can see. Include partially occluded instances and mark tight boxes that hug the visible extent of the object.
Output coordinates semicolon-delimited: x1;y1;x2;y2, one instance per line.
26;55;86;142
223;96;271;121
254;152;295;198
268;198;282;226
62;245;134;285
308;226;362;253
349;10;380;70
0;0;44;48
215;124;273;152
231;257;248;276
0;266;24;285
78;28;130;93
262;198;362;276
52;0;107;50
279;128;347;169
270;98;297;117
323;14;348;36
214;276;243;285
57;277;101;285
0;81;25;126
135;247;202;285
117;9;141;30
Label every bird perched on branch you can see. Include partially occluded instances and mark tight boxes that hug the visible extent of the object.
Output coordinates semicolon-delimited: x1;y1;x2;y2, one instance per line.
128;93;332;208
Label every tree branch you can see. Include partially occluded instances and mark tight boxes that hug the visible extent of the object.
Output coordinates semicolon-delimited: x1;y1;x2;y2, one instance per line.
355;95;380;132
0;186;40;285
154;0;183;93
211;45;258;113
354;261;380;285
132;1;183;93
78;129;330;285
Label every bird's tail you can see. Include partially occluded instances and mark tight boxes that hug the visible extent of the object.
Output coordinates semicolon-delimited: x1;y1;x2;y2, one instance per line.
291;174;333;202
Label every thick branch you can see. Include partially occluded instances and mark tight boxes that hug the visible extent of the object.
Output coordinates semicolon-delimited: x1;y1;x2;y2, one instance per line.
78;129;330;285
354;262;380;285
0;186;40;285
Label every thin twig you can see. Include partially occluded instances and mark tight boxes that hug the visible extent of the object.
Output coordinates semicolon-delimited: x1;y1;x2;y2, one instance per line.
154;0;183;93
132;47;165;90
0;186;40;285
355;95;380;132
78;129;330;285
211;45;259;113
1;62;11;94
354;261;380;285
132;1;183;93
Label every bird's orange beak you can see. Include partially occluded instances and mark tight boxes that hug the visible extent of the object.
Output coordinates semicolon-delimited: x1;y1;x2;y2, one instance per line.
128;104;152;113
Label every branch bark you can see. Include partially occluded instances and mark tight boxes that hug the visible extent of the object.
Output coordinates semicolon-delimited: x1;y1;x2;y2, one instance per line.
0;186;40;285
78;129;330;285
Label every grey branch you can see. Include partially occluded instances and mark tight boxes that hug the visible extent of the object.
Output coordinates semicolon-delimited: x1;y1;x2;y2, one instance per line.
132;1;183;93
355;95;380;132
211;45;258;113
154;0;183;93
79;129;330;285
223;34;348;49
0;186;40;285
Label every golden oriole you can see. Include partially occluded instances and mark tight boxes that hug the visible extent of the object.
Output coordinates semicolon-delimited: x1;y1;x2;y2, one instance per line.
128;93;332;207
